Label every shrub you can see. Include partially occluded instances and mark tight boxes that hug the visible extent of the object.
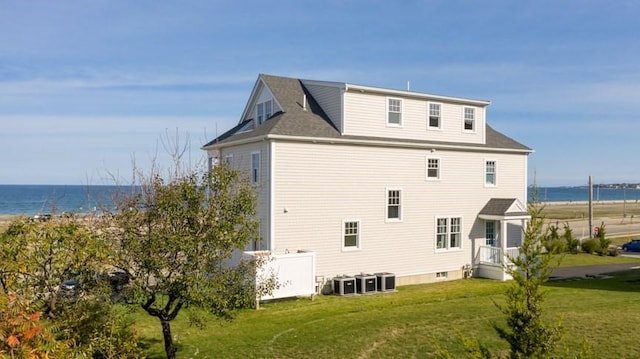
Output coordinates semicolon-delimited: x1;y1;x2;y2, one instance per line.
595;223;610;256
52;292;142;358
581;238;600;254
562;223;579;254
607;246;620;257
545;238;567;254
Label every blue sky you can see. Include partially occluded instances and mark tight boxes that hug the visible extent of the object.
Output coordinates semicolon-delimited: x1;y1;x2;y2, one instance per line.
2;1;639;186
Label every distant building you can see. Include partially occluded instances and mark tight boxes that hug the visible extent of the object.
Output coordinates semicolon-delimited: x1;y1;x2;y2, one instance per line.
203;74;532;291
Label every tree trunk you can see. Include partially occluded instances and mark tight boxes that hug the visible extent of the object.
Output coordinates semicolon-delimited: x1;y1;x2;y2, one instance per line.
160;317;177;359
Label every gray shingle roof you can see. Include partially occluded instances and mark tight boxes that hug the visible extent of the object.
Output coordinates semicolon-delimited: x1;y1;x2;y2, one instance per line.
479;198;530;217
203;74;531;153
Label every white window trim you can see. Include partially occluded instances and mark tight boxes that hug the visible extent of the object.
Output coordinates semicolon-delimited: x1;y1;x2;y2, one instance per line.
386;97;403;127
425;157;441;181
224;154;233;165
251;151;260;184
484;159;497;187
427;102;442;130
342;219;361;251
435;216;463;252
385;188;403;222
462;106;476;133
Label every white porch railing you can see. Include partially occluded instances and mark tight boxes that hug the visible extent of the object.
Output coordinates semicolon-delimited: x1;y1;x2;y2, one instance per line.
478;246;520;266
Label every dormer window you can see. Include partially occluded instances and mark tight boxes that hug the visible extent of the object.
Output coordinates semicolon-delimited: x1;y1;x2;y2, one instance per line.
257;99;273;124
463;107;475;132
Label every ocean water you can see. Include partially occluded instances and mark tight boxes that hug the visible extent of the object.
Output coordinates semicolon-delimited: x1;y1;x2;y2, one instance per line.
0;185;131;216
533;186;640;203
1;185;639;216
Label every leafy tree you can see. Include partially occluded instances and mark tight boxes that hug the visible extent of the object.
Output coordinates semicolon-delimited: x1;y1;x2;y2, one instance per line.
494;202;562;358
0;215;109;315
0;216;139;357
104;163;272;359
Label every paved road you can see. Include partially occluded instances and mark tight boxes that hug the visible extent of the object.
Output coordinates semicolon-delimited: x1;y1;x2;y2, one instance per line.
552;217;640;239
551;260;640;280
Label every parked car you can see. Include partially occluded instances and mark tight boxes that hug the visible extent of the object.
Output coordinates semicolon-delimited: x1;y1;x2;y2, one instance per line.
31;213;52;222
621;239;640;252
59;278;83;299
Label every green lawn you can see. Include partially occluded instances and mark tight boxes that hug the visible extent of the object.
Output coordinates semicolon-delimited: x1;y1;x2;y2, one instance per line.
135;263;640;358
554;252;640;267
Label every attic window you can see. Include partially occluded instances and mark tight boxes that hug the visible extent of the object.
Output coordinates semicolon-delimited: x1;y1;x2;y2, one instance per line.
257;99;273;124
463;107;475;131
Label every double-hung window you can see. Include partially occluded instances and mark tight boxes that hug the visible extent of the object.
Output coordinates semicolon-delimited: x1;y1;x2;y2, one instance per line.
386;189;401;221
435;216;463;250
463;107;475;131
436;218;448;249
426;158;440;180
343;220;360;249
387;98;402;126
450;217;461;248
428;103;441;129
485;160;496;186
251;152;260;184
256;99;273;124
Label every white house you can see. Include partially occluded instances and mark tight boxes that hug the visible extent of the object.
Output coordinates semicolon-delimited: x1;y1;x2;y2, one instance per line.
203;74;532;294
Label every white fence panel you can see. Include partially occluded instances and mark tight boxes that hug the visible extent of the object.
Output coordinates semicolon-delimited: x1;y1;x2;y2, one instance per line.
244;251;316;301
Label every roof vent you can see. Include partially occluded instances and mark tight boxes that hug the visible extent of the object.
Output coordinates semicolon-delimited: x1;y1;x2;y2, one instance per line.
303;94;307;111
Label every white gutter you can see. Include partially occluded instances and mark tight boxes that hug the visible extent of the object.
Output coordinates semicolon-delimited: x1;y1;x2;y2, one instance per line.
344;83;491;106
264;134;533;154
205;133;533;155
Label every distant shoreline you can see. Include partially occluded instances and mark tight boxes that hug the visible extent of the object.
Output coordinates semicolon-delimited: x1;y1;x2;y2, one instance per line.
541;199;639;205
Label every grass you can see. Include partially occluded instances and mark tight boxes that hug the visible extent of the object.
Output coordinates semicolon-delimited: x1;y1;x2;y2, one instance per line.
554;252;640;267
134;261;640;358
542;201;640;220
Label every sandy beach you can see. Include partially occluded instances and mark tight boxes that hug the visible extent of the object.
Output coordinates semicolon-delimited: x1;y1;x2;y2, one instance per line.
3;201;639;234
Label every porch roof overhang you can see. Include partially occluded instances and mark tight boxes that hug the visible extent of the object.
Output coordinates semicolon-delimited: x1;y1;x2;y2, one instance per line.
478;198;531;221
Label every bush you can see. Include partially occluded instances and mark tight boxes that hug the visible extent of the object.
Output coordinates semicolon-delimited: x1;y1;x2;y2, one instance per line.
562;223;579;254
595;223;611;256
545;238;567;254
52;293;142;358
607;246;620;257
581;238;600;254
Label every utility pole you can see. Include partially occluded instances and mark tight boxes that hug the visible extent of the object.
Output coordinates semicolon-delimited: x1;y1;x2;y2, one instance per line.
588;175;593;238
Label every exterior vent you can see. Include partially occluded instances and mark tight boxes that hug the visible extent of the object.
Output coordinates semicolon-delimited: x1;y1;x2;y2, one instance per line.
333;275;356;295
355;273;377;294
375;272;396;292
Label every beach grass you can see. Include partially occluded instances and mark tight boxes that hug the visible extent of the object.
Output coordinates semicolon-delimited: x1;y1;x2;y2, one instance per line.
541;200;640;220
134;267;640;358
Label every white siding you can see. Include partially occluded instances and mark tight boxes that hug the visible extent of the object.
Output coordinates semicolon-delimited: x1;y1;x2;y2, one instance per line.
302;82;344;132
271;140;527;280
343;91;486;144
220;142;271;251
